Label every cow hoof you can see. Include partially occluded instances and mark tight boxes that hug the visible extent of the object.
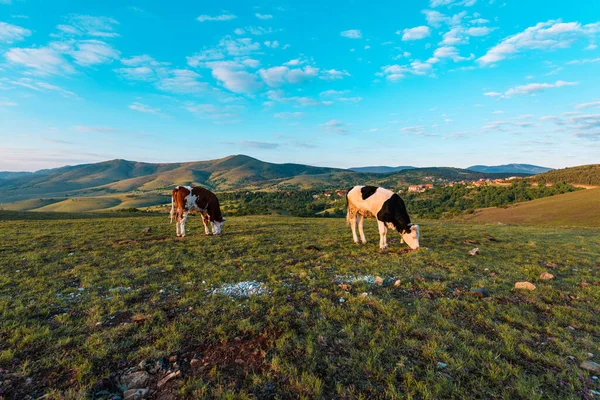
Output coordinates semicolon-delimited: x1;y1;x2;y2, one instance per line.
361;241;367;245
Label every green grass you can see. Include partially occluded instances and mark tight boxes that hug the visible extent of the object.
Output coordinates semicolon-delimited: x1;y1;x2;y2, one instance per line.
466;188;600;227
1;213;599;399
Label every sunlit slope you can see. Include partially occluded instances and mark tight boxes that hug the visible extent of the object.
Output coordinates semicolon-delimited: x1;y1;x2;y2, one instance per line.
465;188;600;227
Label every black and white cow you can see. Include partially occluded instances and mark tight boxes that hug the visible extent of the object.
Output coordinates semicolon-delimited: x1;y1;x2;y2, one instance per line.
346;185;420;249
170;186;225;237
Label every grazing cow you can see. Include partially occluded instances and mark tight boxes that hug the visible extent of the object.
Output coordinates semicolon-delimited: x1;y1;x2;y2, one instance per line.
170;186;225;237
346;185;420;250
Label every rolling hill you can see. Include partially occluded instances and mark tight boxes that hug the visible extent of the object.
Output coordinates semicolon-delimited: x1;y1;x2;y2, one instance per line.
467;163;552;174
0;155;526;208
464;188;600;227
529;164;600;187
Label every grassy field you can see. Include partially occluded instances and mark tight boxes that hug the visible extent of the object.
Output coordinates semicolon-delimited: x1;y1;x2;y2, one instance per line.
466;188;600;227
1;212;599;399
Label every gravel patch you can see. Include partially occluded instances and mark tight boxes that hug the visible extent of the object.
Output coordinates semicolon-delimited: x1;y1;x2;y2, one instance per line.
212;281;270;297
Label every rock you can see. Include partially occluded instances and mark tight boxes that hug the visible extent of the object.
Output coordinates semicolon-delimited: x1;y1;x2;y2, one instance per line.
514;282;536;291
539;272;554;280
123;388;149;400
436;362;447;369
157;370;181;388
142;227;151;233
581;361;600;374
190;359;199;368
470;288;489;298
120;371;150;390
339;298;345;303
394;280;401;287
464;239;480;245
168;355;177;363
468;248;480;256
545;262;558;269
375;276;384;286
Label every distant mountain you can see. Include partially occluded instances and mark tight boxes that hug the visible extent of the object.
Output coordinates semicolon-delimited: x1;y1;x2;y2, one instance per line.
0;155;526;205
467;164;552;174
0;172;33;180
348;166;416;173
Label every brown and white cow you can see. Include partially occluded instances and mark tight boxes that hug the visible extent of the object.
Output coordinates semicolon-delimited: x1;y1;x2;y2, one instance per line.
346;185;420;250
170;186;225;237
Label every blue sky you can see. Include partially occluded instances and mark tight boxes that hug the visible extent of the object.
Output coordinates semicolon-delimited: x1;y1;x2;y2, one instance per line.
1;0;599;171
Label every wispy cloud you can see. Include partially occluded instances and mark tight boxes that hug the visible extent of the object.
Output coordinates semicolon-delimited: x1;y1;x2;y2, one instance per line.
274;112;304;119
197;14;236;22
485;80;579;98
478;20;600;65
255;13;273;20
0;21;31;43
128;102;168;117
340;29;362;39
11;78;79;98
575;101;600;110
56;15;119;38
321;119;349;134
0;98;18;107
429;0;476;7
74;126;117;133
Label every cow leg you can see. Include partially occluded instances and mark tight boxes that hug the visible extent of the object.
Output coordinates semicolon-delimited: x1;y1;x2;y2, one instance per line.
175;215;181;237
350;213;359;244
377;220;388;249
180;211;189;237
357;214;367;244
201;213;211;235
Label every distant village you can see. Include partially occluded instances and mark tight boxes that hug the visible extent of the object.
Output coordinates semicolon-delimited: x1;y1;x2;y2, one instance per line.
311;176;524;199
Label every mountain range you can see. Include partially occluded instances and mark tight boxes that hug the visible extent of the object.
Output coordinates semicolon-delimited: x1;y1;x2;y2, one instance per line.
466;164;553;174
0;155;526;204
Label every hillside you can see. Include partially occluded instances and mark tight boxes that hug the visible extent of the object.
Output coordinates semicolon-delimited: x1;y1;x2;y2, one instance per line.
0;155;523;205
349;166;415;173
467;163;552;174
529;164;600;186
465;188;600;227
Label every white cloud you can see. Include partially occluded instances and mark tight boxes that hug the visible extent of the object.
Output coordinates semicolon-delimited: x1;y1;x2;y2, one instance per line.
274;112;304;119
478;20;600;65
429;0;476;7
211;66;262;93
5;46;75;75
156;69;207;93
422;10;466;28
0;21;31;43
400;26;431;41
264;40;279;48
56;15;119;38
233;26;273;35
128;102;165;116
433;46;473;61
259;65;319;86
184;102;243;120
0;98;17;107
575;101;600;110
340;29;362;39
284;59;303;66
320;69;350;80
11;78;79;98
57;39;120;66
321;119;349;134
467;26;494;36
485;80;579;98
492;110;504;114
197;14;236;22
255;13;273;20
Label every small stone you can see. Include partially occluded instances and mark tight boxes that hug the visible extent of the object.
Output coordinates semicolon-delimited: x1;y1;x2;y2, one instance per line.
468;248;480;256
168;355;177;363
436;362;447;369
339;298;345;303
68;252;75;256
539;272;554;280
157;370;180;388
120;371;150;390
567;326;576;331
394;280;401;287
123;388;149;400
588;353;595;358
581;361;600;374
514;282;536;291
190;359;199;367
375;276;384;286
360;292;368;297
142;227;151;233
592;376;598;381
546;262;558;269
470;288;489;298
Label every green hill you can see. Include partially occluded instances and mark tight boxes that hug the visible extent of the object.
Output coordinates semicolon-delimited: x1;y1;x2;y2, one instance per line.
530;164;600;187
0;155;523;206
465;188;600;227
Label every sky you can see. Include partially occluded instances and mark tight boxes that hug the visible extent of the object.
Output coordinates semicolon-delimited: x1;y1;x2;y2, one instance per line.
0;0;599;171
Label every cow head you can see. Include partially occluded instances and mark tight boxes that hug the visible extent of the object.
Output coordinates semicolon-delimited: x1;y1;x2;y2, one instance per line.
401;224;420;249
212;218;225;235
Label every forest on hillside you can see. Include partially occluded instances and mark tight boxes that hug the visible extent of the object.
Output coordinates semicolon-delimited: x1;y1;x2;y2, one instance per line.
530;164;600;186
217;181;580;219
